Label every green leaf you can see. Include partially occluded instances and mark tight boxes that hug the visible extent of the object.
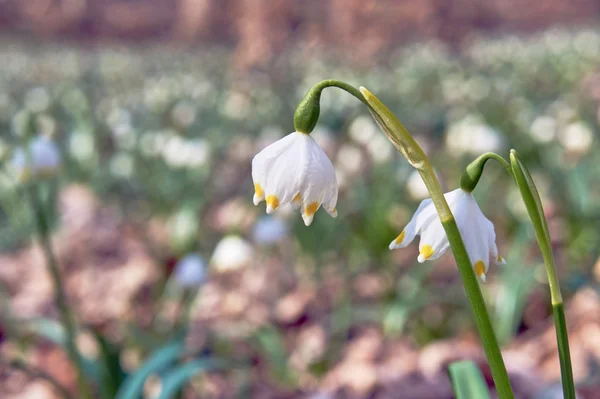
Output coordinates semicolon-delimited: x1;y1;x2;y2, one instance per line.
115;338;186;399
509;150;552;256
91;329;127;399
448;360;491;399
156;358;227;399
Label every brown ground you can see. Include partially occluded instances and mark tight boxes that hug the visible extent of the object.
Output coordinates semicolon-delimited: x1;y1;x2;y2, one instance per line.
1;185;600;398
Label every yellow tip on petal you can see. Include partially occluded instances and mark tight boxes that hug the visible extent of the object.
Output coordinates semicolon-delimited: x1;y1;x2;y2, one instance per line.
266;195;279;214
253;183;265;205
474;260;487;283
418;244;434;262
497;255;506;265
304;201;320;217
389;230;406;250
254;183;264;198
291;193;302;211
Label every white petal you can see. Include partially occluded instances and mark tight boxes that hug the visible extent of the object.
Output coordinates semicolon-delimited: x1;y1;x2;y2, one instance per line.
488;231;506;265
453;190;493;278
389;198;436;250
295;134;337;224
417;217;450;262
262;134;306;212
291;194;302;211
251;132;298;205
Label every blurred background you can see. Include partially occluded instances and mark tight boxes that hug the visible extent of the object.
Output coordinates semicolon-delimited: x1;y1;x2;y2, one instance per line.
0;1;600;398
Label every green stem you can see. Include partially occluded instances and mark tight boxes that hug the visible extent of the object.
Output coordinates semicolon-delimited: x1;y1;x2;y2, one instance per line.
293;79;367;133
510;150;574;398
419;167;514;399
358;86;514;398
460;152;514;193
553;302;575;397
27;185;92;399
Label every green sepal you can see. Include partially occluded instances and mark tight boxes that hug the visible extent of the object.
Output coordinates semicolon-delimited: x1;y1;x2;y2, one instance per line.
293;88;321;134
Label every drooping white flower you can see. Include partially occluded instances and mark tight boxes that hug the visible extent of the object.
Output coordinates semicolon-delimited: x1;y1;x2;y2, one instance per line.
173;253;207;288
389;188;505;283
252;131;338;226
11;135;61;180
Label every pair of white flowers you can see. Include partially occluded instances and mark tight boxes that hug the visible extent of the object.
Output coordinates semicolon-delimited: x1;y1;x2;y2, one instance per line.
252;131;505;283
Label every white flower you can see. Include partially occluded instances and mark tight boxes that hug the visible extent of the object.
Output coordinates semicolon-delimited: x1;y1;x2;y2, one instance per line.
211;235;254;272
11;136;61;180
389;188;505;283
252;132;338;226
173;253;207;288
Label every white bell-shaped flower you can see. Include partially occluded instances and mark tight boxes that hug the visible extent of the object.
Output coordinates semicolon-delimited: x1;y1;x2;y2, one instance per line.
252;131;338;226
389;188;505;283
173;253;207;288
11;135;61;180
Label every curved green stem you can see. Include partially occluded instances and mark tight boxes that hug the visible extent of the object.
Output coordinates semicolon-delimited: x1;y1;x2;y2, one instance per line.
294;80;514;397
293;79;367;134
360;87;514;398
461;152;514;193
510;150;574;398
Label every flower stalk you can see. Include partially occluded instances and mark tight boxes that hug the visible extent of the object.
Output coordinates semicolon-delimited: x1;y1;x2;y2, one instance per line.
510;150;575;399
292;82;516;397
360;86;514;398
27;183;92;399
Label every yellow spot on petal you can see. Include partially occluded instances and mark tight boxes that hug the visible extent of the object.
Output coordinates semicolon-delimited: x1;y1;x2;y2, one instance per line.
304;201;319;217
333;207;337;213
266;195;279;210
420;244;434;260
394;230;406;245
497;255;504;263
254;183;264;198
474;260;486;277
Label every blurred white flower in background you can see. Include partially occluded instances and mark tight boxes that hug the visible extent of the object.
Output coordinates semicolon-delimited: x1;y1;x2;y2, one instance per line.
336;144;363;175
529;116;557;143
211;235;254;272
558;121;594;154
389;188;505;283
366;133;394;164
349;115;377;146
222;90;250;120
252;216;288;245
445;115;503;155
24;86;51;113
69;129;96;165
405;170;430;200
168;206;199;254
11;135;61;180
162;134;211;169
252;131;338;226
109;152;135;179
173;253;207;288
